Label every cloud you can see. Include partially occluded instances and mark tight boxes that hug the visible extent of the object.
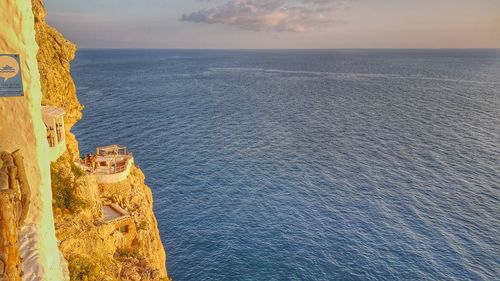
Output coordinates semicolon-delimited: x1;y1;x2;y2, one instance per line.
180;0;348;32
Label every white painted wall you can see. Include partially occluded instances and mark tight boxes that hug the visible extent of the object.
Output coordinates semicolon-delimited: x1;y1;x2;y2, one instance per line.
0;1;66;280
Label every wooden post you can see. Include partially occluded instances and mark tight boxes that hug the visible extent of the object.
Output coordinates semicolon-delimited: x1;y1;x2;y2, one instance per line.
6;166;17;194
60;117;65;141
52;119;58;145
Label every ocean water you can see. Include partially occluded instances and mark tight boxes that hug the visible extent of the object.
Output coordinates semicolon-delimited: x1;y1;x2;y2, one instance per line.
71;49;500;281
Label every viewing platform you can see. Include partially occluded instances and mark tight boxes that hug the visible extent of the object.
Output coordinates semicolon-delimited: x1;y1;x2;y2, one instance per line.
102;203;131;224
101;203;136;247
41;106;66;162
79;145;134;184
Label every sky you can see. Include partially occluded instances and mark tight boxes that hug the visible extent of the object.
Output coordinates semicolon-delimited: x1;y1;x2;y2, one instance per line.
44;0;500;49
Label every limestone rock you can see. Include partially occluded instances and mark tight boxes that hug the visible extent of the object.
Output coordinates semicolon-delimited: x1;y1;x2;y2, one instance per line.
30;1;170;280
32;0;83;157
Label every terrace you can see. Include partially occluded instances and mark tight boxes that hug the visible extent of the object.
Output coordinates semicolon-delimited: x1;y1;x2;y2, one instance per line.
102;203;130;224
101;203;136;247
79;145;134;184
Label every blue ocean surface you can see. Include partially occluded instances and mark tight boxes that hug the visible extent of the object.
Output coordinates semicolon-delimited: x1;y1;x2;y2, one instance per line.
71;49;500;281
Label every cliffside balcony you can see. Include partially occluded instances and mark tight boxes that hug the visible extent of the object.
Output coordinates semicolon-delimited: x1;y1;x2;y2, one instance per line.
41;106;66;162
102;203;131;224
81;145;134;184
101;203;136;248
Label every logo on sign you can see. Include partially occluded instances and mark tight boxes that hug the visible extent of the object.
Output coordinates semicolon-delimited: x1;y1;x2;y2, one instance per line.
0;54;23;97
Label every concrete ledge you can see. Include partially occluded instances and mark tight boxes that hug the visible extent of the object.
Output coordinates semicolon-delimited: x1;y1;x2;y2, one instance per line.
102;203;130;223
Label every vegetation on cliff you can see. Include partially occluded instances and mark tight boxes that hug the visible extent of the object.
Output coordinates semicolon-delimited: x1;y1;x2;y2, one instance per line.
31;0;169;280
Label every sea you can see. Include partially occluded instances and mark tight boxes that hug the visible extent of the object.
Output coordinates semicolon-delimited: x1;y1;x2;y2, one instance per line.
71;49;500;281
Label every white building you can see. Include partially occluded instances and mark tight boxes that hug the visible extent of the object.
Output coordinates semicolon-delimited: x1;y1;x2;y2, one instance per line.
41;106;66;161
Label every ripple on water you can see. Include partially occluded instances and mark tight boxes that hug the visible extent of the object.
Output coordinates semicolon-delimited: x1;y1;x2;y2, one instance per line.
72;49;500;281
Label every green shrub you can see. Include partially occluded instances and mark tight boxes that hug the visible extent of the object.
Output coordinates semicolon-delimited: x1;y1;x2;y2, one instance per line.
71;160;83;178
137;220;148;231
68;256;102;281
51;169;86;213
115;248;140;261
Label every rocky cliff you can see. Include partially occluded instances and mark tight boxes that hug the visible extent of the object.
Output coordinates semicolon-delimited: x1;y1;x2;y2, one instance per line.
50;156;169;280
32;0;82;157
30;0;169;280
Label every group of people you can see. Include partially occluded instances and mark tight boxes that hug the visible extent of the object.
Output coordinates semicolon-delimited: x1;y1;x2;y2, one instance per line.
83;153;98;172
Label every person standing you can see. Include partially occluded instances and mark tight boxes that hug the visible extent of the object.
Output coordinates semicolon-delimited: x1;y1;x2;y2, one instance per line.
85;153;91;168
91;153;97;172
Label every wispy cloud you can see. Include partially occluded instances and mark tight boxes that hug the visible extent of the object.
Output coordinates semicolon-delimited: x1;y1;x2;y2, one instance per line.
180;0;349;32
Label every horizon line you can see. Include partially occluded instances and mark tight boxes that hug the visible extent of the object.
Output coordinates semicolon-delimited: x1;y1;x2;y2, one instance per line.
76;47;500;51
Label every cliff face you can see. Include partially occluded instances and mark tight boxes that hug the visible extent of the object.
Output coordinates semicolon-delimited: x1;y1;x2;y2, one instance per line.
30;1;169;280
32;0;82;157
50;157;168;280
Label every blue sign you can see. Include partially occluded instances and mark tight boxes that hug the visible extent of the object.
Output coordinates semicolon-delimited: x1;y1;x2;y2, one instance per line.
0;54;24;97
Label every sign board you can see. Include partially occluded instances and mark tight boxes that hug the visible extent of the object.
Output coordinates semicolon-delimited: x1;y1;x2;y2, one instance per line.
0;54;23;97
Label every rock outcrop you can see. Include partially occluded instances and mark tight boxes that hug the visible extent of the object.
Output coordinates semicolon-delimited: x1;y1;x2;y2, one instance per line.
29;0;170;280
50;155;169;280
1;1;168;279
32;0;82;157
